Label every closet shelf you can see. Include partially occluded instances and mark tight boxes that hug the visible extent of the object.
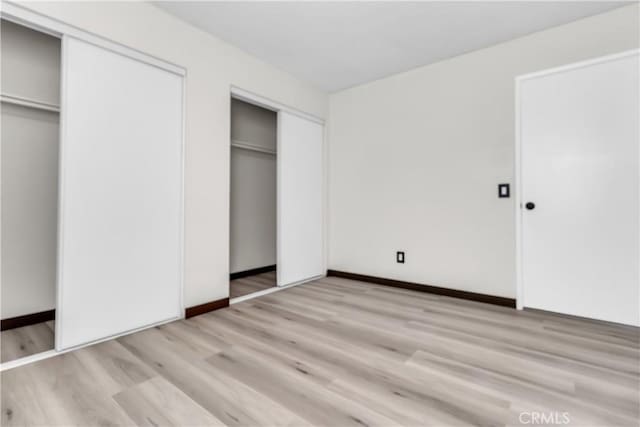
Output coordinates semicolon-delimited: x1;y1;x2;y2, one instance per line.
1;93;60;113
231;139;276;155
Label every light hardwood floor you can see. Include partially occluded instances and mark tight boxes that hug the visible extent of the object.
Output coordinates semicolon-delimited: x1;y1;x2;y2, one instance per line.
230;271;276;298
0;321;54;363
2;276;639;426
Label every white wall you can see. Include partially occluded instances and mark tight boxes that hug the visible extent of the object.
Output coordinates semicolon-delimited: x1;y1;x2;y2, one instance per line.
230;99;277;274
328;4;639;298
16;1;328;306
1;20;60;319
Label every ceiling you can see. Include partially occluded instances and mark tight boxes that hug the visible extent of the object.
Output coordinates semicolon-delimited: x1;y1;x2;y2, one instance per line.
155;2;631;92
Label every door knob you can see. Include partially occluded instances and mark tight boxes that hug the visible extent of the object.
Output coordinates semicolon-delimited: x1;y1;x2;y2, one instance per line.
525;202;535;210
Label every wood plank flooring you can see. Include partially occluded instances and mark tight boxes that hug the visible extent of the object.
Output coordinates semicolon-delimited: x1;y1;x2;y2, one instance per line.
2;276;639;426
0;321;54;363
230;271;276;298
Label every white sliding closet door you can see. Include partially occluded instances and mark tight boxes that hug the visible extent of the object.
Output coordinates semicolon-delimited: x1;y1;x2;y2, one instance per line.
278;112;324;287
57;37;183;350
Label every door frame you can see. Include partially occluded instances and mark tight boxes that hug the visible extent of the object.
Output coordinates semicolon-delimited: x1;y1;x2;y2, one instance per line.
514;48;639;311
229;86;327;296
1;2;186;368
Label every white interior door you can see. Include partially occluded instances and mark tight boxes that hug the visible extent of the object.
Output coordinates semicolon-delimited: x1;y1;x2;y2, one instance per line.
520;52;639;326
277;112;324;287
57;37;184;350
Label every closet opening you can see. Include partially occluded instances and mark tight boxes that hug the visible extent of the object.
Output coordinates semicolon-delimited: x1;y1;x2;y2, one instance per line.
1;19;61;364
229;98;278;300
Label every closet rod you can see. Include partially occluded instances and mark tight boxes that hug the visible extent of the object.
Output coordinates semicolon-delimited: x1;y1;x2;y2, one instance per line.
231;139;276;155
1;93;60;113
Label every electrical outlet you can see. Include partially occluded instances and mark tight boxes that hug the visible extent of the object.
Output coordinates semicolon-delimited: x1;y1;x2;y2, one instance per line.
396;251;405;264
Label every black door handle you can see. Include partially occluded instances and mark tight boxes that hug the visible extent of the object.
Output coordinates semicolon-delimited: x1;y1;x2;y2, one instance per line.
525;202;535;210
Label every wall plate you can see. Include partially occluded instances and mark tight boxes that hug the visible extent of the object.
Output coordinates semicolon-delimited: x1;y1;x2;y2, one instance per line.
498;183;510;198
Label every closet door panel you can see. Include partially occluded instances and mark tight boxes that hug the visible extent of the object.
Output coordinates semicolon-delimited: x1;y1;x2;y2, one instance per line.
58;37;183;350
278;112;324;286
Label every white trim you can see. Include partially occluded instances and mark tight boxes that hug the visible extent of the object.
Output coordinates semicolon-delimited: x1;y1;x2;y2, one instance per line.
0;315;180;372
230;274;324;304
0;8;60;38
515;49;639;84
55;35;69;350
231;86;325;125
514;70;524;311
322;120;329;276
0;350;58;372
514;48;639;311
178;67;187;320
1;1;185;77
276;111;283;287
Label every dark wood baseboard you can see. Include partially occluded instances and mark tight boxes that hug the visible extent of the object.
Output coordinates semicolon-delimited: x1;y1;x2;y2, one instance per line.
1;309;56;331
230;265;276;280
185;298;229;319
326;270;516;308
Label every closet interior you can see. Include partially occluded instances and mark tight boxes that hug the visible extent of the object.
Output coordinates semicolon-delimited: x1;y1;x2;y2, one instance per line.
1;20;61;363
229;98;278;298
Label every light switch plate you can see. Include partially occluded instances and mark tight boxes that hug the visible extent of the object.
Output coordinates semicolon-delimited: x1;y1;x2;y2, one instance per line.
498;183;510;198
